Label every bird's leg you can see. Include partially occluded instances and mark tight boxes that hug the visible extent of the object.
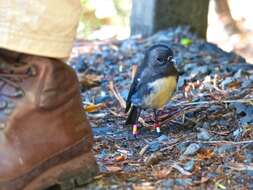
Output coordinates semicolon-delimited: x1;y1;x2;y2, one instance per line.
153;109;161;136
132;108;141;137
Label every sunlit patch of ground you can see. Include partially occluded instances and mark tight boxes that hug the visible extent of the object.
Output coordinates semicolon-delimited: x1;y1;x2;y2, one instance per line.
208;0;253;63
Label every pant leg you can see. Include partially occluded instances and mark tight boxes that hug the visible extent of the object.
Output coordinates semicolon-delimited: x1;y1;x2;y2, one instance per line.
0;0;81;58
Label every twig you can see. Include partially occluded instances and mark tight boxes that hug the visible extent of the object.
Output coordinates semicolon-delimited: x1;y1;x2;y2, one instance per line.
175;98;253;107
171;162;192;176
189;140;253;145
138;117;153;127
131;65;138;80
139;144;150;156
227;163;253;171
160;134;196;152
108;80;126;109
108;109;125;117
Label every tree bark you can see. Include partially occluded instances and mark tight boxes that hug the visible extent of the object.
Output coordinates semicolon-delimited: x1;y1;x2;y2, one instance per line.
131;0;210;38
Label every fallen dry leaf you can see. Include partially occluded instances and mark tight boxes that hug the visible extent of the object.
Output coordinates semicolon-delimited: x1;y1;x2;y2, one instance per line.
227;80;241;90
84;103;106;112
152;168;172;179
105;165;122;172
197;149;214;160
115;155;126;162
133;182;155;190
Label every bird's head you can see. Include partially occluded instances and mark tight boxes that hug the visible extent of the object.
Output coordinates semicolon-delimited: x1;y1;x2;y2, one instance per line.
147;44;176;68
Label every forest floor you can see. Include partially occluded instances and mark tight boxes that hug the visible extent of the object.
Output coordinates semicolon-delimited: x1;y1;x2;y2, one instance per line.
69;27;253;190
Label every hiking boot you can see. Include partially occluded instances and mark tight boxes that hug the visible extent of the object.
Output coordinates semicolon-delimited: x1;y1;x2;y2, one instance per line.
0;51;98;190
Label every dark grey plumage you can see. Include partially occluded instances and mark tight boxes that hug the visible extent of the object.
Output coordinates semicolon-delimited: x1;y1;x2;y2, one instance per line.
125;44;178;125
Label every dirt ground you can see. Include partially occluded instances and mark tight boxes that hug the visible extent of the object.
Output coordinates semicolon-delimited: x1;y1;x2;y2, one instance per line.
69;27;253;190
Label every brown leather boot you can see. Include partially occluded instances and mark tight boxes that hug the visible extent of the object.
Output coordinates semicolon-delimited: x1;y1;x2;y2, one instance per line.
0;51;98;190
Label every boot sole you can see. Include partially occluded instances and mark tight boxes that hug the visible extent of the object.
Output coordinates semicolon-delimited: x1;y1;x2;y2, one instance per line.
0;138;99;190
24;151;98;190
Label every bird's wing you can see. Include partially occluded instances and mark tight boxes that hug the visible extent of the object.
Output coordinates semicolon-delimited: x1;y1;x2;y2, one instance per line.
125;73;154;125
125;60;147;113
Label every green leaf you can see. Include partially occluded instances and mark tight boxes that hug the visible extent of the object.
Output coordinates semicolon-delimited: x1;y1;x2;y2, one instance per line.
216;183;226;190
180;37;192;46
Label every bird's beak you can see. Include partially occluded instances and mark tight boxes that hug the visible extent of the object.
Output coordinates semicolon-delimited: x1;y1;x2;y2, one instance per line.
170;58;176;64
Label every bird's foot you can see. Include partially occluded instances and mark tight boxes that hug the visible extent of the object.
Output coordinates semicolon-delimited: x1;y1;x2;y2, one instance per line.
153;123;161;136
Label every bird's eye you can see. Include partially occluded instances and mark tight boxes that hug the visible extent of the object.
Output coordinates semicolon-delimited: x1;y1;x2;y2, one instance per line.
156;58;165;65
157;58;163;62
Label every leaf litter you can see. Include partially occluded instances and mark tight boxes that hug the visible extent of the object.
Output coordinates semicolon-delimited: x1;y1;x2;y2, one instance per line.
70;26;253;190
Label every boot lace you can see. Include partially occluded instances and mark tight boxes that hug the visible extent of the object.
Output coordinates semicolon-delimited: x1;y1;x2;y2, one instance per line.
0;55;36;130
0;61;36;129
0;61;36;99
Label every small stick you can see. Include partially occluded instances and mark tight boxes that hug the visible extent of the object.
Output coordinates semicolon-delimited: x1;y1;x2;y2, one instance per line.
189;140;253;145
131;65;138;80
138;117;152;127
108;80;126;109
175;98;253;107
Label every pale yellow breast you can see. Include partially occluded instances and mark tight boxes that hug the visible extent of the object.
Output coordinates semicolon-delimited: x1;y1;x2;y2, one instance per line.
143;76;177;109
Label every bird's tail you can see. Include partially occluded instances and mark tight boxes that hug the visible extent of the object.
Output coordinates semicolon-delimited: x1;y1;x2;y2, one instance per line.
125;106;141;125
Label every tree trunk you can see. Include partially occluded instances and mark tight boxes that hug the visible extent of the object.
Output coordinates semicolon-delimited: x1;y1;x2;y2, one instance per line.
131;0;210;38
